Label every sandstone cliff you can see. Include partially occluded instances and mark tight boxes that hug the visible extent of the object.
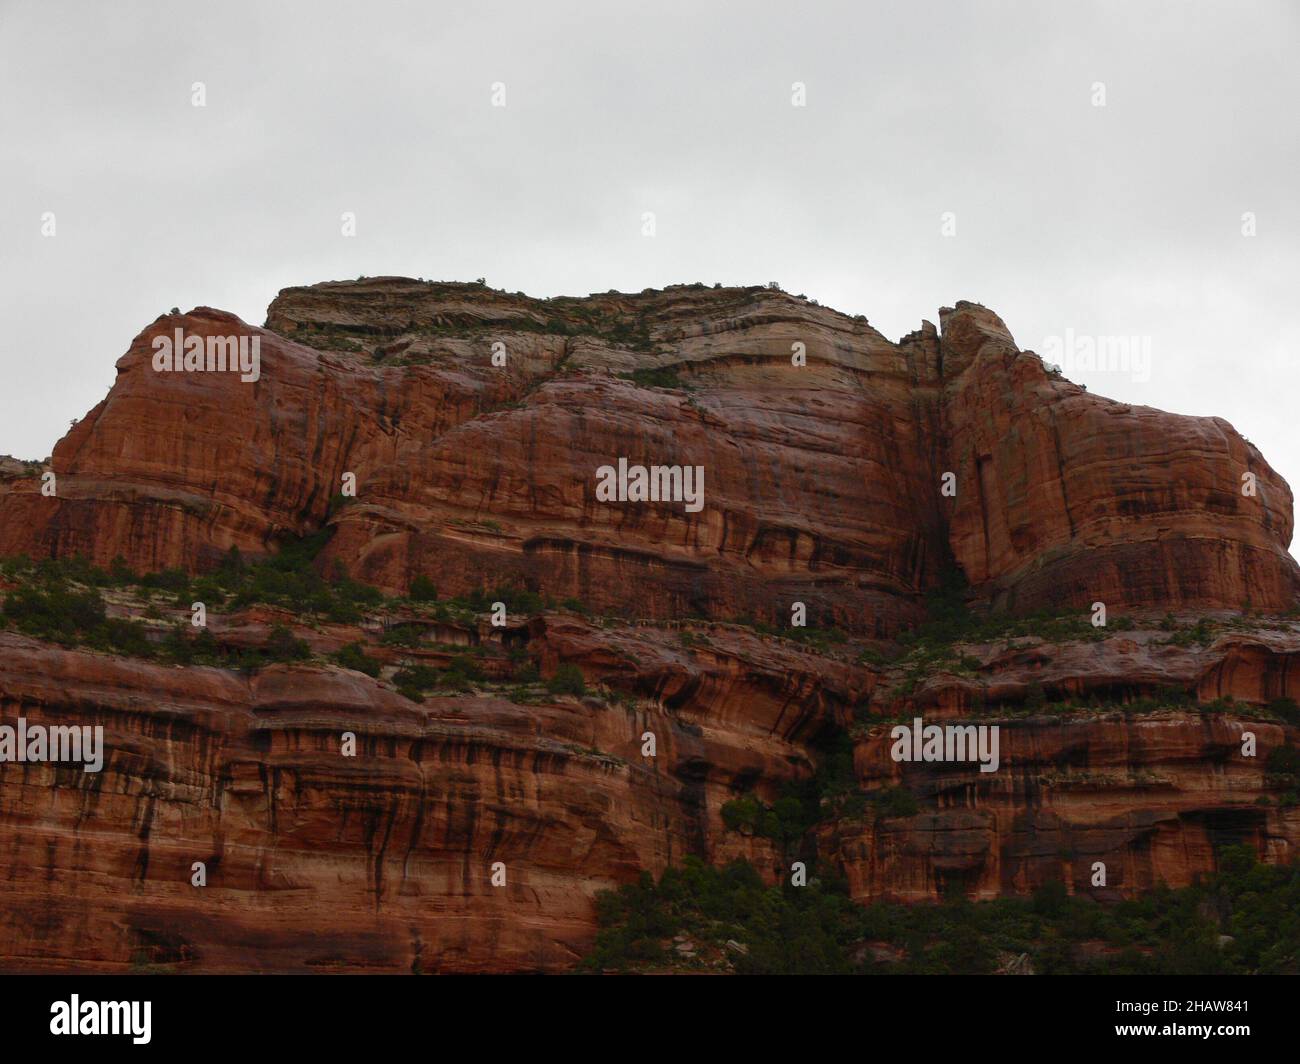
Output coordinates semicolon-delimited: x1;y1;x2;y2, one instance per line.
0;279;1296;972
3;279;1291;626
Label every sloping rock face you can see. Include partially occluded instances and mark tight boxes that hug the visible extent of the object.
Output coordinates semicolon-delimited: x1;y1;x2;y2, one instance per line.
832;635;1300;903
0;278;1298;972
0;621;862;972
2;279;1291;628
937;303;1295;613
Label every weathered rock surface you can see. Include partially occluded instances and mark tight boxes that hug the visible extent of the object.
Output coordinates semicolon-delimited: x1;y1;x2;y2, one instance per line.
0;279;1297;972
3;279;1291;627
0;620;851;972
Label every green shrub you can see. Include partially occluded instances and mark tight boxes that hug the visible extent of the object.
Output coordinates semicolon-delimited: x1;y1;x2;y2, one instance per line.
583;846;1300;975
264;624;310;662
393;664;440;702
872;786;920;819
1266;744;1300;776
408;575;439;602
622;366;684;389
380;624;422;647
1267;698;1300;725
547;663;587;697
511;661;540;683
334;641;381;677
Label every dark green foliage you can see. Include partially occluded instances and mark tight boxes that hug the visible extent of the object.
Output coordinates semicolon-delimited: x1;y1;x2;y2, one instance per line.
1164;617;1217;647
393;655;484;700
720;731;887;855
441;654;483;691
334;641;381;677
620;365;685;389
584;846;1300;975
264;624;310;661
855;646;887;666
510;660;540;683
393;664;441;701
3;582;108;638
1266;743;1300;776
1267;698;1300;725
872;785;919;819
547;663;586;697
741;615;849;652
445;584;545;615
892;564;1112;665
139;567;191;594
380;624;423;647
582;858;858;974
0;562;321;670
223;530;367;618
408;575;439;602
108;555;136;585
719;795;811;855
1;578;161;657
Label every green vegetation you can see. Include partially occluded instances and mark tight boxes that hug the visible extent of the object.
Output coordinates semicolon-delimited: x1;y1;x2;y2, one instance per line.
872;785;920;819
264;623;310;661
892;567;1107;678
731;616;850;653
0;548;369;669
619;366;687;389
408;575;438;602
1;579;153;656
0;551;554;691
393;654;484;700
583;846;1300;974
720;732;906;858
546;663;587;697
333;640;381;677
1265;743;1300;806
1265;697;1300;725
583;858;855;973
444;584;545;614
1;537;387;625
0;569;321;670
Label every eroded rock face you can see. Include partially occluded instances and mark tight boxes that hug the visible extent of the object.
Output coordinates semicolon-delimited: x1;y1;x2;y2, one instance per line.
938;302;1296;613
3;280;1290;627
0;278;1298;972
0;622;845;972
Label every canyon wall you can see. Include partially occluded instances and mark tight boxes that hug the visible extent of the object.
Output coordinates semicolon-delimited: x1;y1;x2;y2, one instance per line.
0;279;1297;971
3;280;1291;627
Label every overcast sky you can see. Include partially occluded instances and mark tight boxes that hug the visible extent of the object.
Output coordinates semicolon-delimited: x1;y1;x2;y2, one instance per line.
2;0;1297;516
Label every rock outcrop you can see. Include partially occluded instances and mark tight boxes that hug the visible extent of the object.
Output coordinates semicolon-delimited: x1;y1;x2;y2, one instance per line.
0;278;1296;972
2;279;1291;628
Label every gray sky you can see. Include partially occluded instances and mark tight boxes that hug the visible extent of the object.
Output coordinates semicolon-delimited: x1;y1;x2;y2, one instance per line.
2;0;1297;515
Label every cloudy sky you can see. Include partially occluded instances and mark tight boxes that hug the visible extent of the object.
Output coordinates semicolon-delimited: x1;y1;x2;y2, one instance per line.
2;0;1297;509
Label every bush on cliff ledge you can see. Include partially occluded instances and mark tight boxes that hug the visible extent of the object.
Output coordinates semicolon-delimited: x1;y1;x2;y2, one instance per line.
583;846;1300;975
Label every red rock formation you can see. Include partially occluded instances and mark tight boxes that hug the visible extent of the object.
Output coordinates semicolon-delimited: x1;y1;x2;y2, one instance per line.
0;619;852;972
0;279;1297;972
4;280;1289;627
828;625;1300;903
938;302;1296;613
